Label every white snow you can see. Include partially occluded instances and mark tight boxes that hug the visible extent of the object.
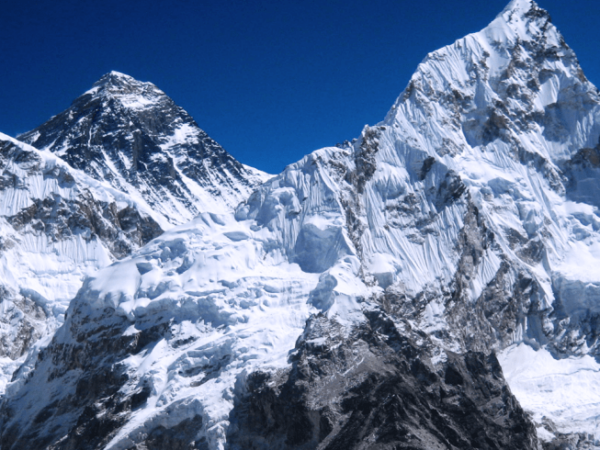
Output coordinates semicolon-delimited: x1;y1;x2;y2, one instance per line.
500;344;600;444
0;133;165;394
57;210;370;449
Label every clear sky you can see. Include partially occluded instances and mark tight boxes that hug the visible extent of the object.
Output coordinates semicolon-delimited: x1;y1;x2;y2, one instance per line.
2;0;600;174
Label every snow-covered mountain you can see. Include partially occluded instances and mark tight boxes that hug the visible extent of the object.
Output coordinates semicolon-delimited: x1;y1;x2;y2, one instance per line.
0;74;269;397
2;0;600;449
19;71;271;227
0;132;162;394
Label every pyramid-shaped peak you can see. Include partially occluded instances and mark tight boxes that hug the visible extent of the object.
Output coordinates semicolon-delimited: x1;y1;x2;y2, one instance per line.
484;0;556;49
94;71;143;87
85;71;162;99
385;0;578;130
18;67;269;228
98;70;136;82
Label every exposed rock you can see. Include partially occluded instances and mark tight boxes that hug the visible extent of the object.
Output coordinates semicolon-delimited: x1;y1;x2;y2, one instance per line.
227;311;539;450
19;71;270;226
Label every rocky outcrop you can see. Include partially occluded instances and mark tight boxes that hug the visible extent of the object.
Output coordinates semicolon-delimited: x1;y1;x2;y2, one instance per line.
227;311;538;450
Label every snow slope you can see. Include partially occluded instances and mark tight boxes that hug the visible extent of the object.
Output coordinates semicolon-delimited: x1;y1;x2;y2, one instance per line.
499;344;600;445
0;132;163;394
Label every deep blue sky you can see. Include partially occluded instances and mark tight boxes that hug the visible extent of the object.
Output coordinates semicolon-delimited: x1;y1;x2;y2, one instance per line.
2;0;600;173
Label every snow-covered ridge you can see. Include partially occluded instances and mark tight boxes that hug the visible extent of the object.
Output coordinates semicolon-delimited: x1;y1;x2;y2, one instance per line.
19;72;271;228
376;0;600;442
0;132;162;394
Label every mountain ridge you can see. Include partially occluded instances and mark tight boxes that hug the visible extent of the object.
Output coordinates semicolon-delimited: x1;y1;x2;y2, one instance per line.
2;0;600;448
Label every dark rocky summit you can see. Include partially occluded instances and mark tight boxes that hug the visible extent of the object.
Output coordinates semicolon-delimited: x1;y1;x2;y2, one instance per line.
19;71;267;225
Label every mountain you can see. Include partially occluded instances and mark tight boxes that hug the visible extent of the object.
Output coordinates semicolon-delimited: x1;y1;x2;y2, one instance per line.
0;74;269;396
19;71;271;227
3;0;600;449
0;132;162;394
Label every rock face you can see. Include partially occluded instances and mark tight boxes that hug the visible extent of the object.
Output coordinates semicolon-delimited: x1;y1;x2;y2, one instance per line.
228;312;538;450
19;71;270;227
2;0;600;449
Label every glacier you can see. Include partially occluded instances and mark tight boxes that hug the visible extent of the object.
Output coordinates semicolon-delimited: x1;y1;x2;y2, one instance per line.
2;0;600;448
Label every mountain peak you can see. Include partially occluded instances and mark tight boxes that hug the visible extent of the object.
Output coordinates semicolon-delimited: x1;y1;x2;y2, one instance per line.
494;0;553;42
19;72;269;227
385;0;576;128
94;70;137;86
501;0;536;15
84;71;162;100
101;70;134;80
